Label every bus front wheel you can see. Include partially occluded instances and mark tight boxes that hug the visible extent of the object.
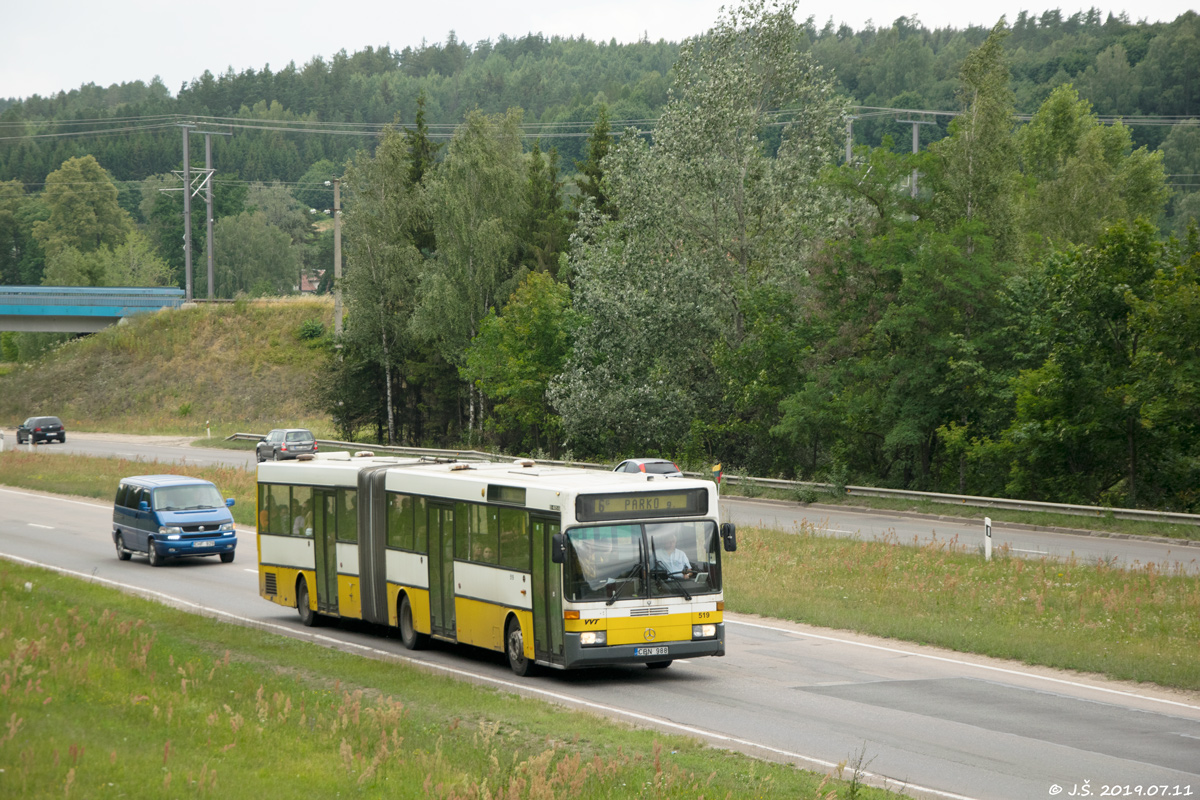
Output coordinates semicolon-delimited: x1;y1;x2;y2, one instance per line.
296;578;318;627
505;617;532;677
398;594;428;650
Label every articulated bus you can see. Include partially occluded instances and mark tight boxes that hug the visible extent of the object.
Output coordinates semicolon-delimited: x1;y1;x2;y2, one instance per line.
255;453;737;674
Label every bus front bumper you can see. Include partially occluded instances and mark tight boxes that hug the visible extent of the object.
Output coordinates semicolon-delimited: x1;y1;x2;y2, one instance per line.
562;624;725;668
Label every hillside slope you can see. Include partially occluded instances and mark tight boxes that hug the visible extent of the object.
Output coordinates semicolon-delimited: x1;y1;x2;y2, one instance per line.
0;297;334;437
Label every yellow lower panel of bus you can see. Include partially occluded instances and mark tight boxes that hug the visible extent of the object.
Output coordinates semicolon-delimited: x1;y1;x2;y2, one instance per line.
260;566;303;608
337;574;361;619
386;585;432;636
455;598;533;659
566;613;695;646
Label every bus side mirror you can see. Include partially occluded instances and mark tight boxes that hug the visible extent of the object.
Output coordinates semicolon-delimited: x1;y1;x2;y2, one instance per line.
721;522;737;552
550;533;566;563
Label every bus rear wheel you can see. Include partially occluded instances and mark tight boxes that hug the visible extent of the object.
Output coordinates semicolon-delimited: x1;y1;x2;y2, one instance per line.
296;578;319;627
398;594;428;650
647;660;673;669
505;617;532;677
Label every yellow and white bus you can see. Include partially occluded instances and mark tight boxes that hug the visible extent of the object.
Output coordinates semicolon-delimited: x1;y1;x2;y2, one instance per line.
255;453;736;675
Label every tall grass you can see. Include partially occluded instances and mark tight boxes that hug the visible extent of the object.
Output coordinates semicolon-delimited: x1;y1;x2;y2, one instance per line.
0;563;885;799
725;523;1200;689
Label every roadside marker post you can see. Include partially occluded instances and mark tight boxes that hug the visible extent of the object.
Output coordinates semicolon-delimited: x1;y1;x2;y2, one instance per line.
984;517;992;561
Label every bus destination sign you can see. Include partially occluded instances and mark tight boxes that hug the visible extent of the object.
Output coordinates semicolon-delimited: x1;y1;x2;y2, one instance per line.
576;488;708;522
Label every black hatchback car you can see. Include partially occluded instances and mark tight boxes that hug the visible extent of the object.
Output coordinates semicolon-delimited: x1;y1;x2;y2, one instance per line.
17;416;66;444
256;429;317;462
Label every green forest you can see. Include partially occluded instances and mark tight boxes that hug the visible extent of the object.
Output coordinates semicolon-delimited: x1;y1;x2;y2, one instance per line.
2;1;1200;512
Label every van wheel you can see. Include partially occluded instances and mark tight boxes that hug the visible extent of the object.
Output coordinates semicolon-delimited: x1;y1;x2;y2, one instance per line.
297;578;318;627
115;533;132;561
398;594;428;650
148;541;162;567
220;551;235;563
505;617;532;677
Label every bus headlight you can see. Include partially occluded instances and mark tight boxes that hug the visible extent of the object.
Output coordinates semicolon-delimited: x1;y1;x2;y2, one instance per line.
579;631;607;646
692;624;717;639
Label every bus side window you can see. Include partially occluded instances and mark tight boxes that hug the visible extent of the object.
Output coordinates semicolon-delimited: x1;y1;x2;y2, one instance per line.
413;496;428;553
387;493;413;549
291;486;312;537
337;489;358;542
498;507;529;569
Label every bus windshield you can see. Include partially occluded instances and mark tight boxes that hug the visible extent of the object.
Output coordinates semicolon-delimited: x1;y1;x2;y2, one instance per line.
564;520;721;602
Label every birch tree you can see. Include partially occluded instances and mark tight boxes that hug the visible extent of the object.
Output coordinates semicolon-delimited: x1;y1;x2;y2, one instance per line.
341;126;426;445
553;0;846;455
415;108;527;438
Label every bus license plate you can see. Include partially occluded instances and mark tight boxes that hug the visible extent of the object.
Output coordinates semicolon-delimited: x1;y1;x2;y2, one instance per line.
194;540;213;548
636;646;668;657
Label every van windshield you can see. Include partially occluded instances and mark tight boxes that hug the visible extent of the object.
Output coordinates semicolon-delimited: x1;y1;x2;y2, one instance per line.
154;485;224;511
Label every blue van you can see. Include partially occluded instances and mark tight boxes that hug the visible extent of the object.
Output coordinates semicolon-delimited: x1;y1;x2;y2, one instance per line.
112;475;237;566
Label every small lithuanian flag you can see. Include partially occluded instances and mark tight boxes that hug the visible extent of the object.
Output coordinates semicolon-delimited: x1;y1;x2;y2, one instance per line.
711;463;722;483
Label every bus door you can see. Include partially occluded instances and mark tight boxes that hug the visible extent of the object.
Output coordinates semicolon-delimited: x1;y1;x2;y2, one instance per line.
427;503;456;638
531;515;563;661
313;489;338;614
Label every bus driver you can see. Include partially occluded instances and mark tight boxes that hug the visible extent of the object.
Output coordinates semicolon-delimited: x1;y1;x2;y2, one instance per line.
655;532;693;578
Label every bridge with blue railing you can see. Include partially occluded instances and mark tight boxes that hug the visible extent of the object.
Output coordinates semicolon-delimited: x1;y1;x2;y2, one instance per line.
0;286;186;333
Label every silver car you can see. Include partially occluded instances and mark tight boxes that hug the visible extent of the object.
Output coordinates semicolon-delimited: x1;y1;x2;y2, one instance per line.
256;429;318;462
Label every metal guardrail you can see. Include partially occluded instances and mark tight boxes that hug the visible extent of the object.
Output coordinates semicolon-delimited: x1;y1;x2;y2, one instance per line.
228;433;1200;527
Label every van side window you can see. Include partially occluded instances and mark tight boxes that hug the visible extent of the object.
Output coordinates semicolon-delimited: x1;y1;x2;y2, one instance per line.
128;488;144;509
115;484;129;507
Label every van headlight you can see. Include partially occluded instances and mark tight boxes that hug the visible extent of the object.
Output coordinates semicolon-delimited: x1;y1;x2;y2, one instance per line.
579;631;607;646
159;526;183;540
219;522;235;533
692;624;717;639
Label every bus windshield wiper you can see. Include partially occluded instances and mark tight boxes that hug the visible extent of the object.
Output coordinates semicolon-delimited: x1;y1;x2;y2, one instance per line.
606;567;640;605
651;566;691;600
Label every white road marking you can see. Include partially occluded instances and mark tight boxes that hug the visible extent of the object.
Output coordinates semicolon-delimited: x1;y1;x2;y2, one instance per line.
728;618;1200;712
0;486;108;508
28;523;54;529
2;549;980;800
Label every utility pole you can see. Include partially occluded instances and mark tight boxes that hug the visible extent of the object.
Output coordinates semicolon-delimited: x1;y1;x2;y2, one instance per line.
166;126;229;301
205;134;214;299
202;131;231;299
327;178;343;338
845;116;856;164
182;125;192;300
898;119;936;199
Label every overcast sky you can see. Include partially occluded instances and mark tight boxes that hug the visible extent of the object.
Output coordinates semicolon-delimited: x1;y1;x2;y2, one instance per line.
4;1;1194;100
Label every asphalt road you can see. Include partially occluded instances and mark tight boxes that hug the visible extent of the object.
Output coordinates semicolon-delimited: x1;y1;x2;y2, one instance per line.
6;429;1198;576
2;476;1198;799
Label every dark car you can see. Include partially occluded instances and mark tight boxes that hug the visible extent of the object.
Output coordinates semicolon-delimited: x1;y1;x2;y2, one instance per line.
256;428;318;462
17;416;66;444
613;458;683;477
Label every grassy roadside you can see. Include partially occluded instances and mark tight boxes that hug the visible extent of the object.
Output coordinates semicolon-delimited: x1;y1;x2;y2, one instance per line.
0;563;887;799
3;449;1199;692
726;524;1200;691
